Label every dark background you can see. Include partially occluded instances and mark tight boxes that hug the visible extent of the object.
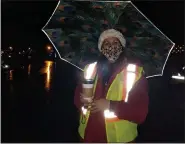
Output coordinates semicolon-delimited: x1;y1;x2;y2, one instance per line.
2;0;185;143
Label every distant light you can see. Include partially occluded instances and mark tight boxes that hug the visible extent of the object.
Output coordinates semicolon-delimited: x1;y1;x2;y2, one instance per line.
19;52;21;54
8;55;11;58
172;73;185;80
47;46;52;50
9;47;13;50
172;75;185;80
183;67;185;70
4;65;9;68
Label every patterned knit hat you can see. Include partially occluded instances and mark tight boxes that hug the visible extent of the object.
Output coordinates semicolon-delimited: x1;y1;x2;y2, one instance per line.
98;29;126;51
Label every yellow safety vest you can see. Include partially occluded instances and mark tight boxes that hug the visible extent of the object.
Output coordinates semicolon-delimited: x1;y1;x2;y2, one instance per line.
79;63;143;143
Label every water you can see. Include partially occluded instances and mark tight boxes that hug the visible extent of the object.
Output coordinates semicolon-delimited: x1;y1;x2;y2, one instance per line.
2;60;184;142
2;60;79;142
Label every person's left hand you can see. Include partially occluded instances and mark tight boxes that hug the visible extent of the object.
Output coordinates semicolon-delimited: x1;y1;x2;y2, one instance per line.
88;98;110;113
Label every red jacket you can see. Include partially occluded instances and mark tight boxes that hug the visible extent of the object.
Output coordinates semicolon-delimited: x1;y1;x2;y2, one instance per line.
74;62;149;143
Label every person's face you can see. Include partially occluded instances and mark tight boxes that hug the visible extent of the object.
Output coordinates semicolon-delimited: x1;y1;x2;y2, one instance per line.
101;37;123;63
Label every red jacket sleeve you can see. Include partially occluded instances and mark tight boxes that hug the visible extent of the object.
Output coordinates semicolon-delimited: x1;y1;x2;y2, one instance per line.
109;75;149;124
74;84;82;110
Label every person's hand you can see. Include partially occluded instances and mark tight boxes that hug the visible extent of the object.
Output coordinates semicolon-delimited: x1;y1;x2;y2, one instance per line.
89;98;110;113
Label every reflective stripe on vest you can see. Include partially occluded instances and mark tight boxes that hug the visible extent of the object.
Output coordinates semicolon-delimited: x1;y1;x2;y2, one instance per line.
79;63;143;142
84;62;97;80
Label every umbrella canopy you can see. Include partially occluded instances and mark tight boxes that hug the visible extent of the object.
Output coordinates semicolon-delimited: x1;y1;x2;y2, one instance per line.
42;0;175;77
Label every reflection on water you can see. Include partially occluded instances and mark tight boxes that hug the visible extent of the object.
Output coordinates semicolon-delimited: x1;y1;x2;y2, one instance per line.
40;61;54;91
9;70;13;80
28;64;31;76
4;61;54;91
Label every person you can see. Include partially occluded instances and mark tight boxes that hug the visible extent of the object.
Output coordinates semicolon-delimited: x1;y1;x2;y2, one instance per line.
74;29;149;143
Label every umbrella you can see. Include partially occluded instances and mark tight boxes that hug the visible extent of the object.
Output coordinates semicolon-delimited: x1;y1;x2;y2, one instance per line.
42;0;175;78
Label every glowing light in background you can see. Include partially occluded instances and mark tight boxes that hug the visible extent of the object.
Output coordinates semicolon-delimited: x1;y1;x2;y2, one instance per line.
4;65;9;69
9;70;13;80
46;45;52;51
40;61;53;91
172;73;185;80
9;46;13;50
47;46;51;50
28;64;31;76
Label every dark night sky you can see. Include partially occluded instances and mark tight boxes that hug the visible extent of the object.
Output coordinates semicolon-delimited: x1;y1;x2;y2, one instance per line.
2;1;184;51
